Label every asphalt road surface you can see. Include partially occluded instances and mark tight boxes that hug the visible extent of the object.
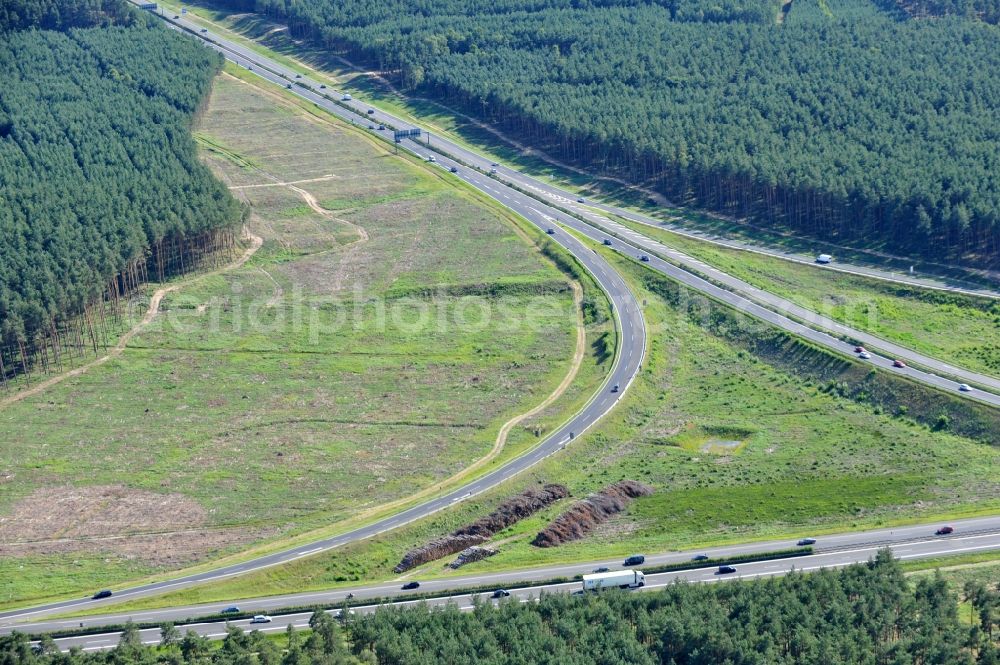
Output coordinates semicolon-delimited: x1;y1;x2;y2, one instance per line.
27;520;1000;652
7;0;989;631
600;205;1000;299
148;6;1000;404
0;2;646;627
528;196;1000;394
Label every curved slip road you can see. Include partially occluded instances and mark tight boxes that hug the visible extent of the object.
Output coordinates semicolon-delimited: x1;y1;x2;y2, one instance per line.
3;4;646;624
150;9;999;403
8;2;987;626
20;517;1000;650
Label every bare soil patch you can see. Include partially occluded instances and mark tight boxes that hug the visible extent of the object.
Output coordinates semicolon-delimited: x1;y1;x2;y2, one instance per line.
0;485;269;568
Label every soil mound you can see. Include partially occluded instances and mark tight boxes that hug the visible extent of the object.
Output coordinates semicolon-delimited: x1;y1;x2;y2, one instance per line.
531;480;653;548
449;545;499;569
394;534;487;573
394;483;569;572
453;483;569;538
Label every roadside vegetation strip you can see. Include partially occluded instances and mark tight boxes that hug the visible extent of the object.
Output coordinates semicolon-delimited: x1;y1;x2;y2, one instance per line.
0;69;598;609
610;214;1000;380
0;65;622;613
901;550;1000;575
66;234;1000;613
0;232;263;411
619;256;1000;443
27;548;814;641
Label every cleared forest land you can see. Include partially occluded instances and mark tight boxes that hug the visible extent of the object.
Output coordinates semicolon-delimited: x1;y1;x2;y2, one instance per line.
194;0;1000;267
147;0;1000;381
0;72;611;608
104;235;1000;611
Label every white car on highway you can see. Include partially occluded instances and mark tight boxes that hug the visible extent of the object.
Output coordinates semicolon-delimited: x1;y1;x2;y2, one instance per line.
250;615;272;624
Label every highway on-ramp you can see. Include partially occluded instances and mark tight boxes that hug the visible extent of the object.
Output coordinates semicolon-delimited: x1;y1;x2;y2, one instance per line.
1;2;647;626
149;7;1000;404
6;2;991;631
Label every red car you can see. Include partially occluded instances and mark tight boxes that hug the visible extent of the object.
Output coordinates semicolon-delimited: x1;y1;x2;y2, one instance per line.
935;526;954;535
893;359;906;368
854;346;866;353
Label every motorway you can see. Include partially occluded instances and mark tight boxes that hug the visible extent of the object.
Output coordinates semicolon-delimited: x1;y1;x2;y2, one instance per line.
599;205;1000;299
20;518;1000;651
6;1;992;637
0;2;646;627
147;7;1000;404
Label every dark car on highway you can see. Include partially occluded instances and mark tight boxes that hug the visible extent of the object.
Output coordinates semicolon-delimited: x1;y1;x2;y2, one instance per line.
624;555;645;567
92;590;112;600
935;525;954;535
546;228;555;234
492;589;510;598
221;606;240;614
717;565;737;575
401;581;420;590
593;566;610;573
797;538;817;546
450;166;458;173
640;255;650;262
692;554;710;562
603;239;612;246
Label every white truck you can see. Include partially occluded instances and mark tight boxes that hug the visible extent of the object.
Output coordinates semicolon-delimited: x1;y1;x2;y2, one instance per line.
581;569;645;592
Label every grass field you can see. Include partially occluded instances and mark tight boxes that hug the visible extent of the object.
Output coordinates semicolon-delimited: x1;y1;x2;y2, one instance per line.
96;235;1000;613
0;71;614;609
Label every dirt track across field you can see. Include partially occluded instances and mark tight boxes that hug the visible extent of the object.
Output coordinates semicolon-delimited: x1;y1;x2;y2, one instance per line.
0;231;263;410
